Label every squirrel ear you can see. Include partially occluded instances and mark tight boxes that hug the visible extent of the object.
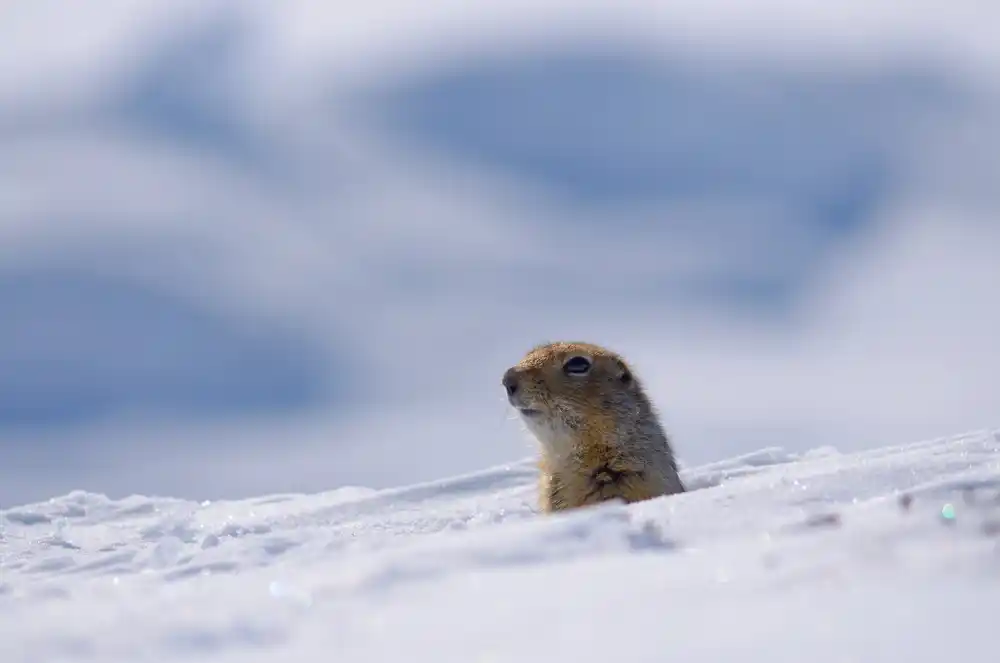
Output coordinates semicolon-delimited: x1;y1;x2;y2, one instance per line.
617;361;633;385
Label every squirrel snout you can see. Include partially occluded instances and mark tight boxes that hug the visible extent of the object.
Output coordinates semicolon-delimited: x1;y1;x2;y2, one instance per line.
502;368;519;397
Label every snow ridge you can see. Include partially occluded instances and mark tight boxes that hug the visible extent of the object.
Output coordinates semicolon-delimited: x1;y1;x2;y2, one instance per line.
2;429;999;662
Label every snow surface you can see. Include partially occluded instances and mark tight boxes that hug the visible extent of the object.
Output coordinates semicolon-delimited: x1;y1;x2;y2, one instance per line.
2;428;999;662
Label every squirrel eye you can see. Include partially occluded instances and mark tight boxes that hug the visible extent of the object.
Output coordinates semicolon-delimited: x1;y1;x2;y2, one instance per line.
563;356;592;376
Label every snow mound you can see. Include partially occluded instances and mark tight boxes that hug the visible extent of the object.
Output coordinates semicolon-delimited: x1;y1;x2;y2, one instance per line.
2;429;999;662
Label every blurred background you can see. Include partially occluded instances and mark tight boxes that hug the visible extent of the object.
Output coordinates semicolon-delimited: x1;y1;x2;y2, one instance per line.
2;0;998;506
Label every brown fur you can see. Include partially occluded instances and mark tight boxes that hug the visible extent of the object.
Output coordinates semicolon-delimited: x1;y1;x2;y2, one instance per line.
503;341;685;513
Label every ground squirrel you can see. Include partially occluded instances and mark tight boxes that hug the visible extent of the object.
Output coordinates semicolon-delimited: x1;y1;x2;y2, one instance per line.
503;341;685;513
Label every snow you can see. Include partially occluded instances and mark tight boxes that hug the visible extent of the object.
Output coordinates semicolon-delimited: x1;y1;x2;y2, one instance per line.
2;428;998;662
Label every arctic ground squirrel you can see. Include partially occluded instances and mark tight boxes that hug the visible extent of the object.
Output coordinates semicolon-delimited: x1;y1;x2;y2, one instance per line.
503;341;685;513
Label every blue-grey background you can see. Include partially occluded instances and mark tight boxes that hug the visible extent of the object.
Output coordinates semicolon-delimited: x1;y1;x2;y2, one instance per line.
2;1;998;506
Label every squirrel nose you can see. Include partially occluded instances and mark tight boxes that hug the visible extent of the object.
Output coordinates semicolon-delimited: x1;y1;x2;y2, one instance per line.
502;369;519;397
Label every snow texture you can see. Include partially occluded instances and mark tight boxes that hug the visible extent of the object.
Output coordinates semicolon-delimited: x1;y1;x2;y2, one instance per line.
2;428;999;662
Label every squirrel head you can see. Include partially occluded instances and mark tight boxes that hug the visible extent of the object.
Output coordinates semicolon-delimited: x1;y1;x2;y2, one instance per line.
502;341;641;456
